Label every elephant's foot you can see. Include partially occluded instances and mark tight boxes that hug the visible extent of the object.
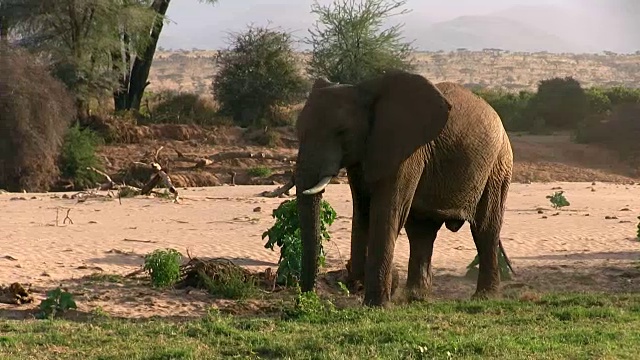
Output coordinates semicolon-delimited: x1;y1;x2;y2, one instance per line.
362;268;399;307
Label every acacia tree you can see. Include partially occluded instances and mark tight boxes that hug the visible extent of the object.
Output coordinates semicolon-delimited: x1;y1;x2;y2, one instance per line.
306;0;415;84
212;25;308;128
116;0;219;113
3;0;156;119
2;0;220;116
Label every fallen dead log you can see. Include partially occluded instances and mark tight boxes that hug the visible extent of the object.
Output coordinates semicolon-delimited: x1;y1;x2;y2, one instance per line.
140;162;179;203
87;163;179;203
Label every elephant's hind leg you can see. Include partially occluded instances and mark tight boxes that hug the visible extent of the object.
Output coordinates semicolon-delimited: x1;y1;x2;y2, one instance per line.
405;215;443;301
470;171;511;299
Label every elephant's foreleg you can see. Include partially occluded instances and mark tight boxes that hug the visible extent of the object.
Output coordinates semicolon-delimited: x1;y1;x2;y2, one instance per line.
346;167;370;291
405;215;443;301
470;172;511;299
363;179;418;307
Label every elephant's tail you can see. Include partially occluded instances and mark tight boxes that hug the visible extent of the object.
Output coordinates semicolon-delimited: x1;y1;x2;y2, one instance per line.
499;239;516;276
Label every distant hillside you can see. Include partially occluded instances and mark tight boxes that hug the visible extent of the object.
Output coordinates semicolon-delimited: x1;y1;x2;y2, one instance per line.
147;50;640;95
416;15;580;53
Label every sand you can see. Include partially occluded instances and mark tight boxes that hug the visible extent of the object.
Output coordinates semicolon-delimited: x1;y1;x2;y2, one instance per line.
1;182;639;318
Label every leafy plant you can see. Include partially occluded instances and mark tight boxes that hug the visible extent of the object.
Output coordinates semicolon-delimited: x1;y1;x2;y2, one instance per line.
198;268;258;300
636;216;640;240
263;199;337;286
248;166;273;178
37;287;77;319
547;191;570;209
306;0;415;84
466;250;513;281
143;248;183;288
283;287;336;321
59;124;104;190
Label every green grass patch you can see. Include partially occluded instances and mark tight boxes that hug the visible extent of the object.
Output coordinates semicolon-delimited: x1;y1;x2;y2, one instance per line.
1;293;639;359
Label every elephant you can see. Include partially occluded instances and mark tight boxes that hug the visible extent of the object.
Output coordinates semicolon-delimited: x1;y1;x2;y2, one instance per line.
294;69;514;307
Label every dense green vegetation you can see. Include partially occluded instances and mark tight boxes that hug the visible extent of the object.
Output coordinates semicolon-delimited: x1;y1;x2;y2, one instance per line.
1;293;639;359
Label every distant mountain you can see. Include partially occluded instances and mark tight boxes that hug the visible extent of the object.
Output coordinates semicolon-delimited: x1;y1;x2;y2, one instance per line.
414;15;584;53
490;5;603;53
158;3;625;53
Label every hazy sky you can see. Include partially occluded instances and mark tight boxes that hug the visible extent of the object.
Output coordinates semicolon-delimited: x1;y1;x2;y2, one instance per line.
158;0;640;53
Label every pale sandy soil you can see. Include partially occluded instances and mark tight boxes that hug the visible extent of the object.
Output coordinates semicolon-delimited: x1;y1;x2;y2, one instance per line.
1;182;639;319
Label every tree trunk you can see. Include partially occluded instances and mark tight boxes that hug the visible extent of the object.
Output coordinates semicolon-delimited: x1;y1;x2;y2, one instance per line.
0;13;8;43
126;0;170;112
113;33;132;111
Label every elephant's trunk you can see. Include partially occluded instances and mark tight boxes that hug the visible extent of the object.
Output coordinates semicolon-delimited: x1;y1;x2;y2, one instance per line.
295;143;341;292
297;192;322;292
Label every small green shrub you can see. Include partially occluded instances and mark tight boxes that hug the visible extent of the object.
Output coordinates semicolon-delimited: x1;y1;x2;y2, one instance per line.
636;216;640;240
139;91;220;125
198;267;257;300
282;287;336;321
547;191;570;210
262;198;337;286
474;89;535;131
37;287;77;319
143;249;183;288
466;250;513;281
59;124;104;190
248;166;273;178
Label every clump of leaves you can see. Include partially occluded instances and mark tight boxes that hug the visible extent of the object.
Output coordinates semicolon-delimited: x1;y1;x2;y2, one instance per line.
197;265;258;300
59;124;104;190
37;287;77;319
636;216;640;240
248;166;273;178
143;248;183;288
466;250;513;281
283;287;336;321
547;191;570;209
262;199;337;286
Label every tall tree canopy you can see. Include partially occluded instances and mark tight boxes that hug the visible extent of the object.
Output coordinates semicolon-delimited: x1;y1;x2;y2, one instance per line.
2;0;219;118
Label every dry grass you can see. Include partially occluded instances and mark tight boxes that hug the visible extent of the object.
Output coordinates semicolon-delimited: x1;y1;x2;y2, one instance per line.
0;45;75;192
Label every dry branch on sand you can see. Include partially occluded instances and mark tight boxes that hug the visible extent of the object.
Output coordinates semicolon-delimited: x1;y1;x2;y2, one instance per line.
259;171;295;198
80;161;179;203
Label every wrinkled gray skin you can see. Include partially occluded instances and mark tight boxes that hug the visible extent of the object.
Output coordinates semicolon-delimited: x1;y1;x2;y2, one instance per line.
295;70;514;307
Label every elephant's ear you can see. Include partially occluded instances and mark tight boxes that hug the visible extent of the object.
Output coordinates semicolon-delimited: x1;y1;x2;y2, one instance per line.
357;70;452;183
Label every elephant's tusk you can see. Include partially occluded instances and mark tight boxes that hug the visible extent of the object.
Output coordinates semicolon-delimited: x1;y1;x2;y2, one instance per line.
302;176;333;195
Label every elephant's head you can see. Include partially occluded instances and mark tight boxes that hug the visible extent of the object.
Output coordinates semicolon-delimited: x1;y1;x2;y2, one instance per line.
295;70;452;292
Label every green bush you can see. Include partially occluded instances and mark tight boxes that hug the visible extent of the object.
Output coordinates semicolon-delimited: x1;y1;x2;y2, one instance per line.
212;25;308;128
59;124;104;190
262;199;337;286
474;89;535;131
248;166;273;178
306;0;414;84
143;249;183;288
139;91;220;126
602;86;640;107
528;77;589;130
585;87;613;115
